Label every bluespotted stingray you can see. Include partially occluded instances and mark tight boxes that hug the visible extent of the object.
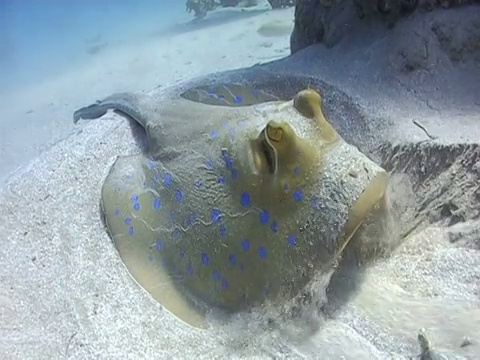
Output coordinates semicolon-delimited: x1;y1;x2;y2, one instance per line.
73;84;389;329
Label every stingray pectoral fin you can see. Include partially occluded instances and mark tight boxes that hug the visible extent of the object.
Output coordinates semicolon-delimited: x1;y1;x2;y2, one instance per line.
73;92;148;128
73;102;108;124
100;154;207;329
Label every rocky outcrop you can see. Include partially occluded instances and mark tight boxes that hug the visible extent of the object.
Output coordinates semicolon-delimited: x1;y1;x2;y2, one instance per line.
185;0;259;19
266;0;296;9
291;0;480;54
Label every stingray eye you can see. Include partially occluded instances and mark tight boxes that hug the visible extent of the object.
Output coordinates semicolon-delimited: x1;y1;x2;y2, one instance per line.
266;124;283;143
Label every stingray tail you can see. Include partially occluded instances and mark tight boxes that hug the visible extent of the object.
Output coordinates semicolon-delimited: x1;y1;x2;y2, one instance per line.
73;92;147;127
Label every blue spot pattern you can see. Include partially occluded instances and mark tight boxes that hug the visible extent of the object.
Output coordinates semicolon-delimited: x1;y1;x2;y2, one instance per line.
258;246;267;259
131;120;329;309
164;173;172;187
271;221;278;233
212;270;221;281
222;149;233;169
293;189;304;202
153;198;161;210
175;189;183;202
288;234;297;246
259;210;270;225
210;208;222;223
240;192;250;207
201;253;210;265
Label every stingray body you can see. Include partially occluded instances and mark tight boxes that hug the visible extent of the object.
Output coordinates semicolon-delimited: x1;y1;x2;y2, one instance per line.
74;83;388;328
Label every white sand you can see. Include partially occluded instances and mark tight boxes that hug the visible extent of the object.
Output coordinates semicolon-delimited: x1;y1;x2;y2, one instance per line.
1;4;480;359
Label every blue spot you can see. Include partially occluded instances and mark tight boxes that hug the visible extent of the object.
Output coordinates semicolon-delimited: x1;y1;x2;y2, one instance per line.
155;239;164;251
124;217;132;225
222;150;233;169
148;160;156;169
212;270;221;281
187;263;193;275
131;195;139;202
229;128;236;137
208;88;215;95
175;189;183;202
258;246;267;259
219;225;227;237
294;166;300;175
205;159;214;169
288;234;297;246
233;95;243;103
114;209;120;216
293;189;304;202
184;213;197;227
210;208;222;223
241;239;250;251
284;183;289;190
271;221;279;233
201;253;210;265
217;175;225;184
240;192;250;207
171;229;181;240
231;169;238;179
210;130;218;139
259;210;270;225
222;279;229;288
228;254;237;266
133;202;140;211
153;198;161;210
128;226;134;236
164;173;172;187
179;249;186;258
311;195;321;210
194;180;203;189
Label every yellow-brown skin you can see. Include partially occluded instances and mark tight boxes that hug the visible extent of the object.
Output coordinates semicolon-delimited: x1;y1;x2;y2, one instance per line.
98;88;389;329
